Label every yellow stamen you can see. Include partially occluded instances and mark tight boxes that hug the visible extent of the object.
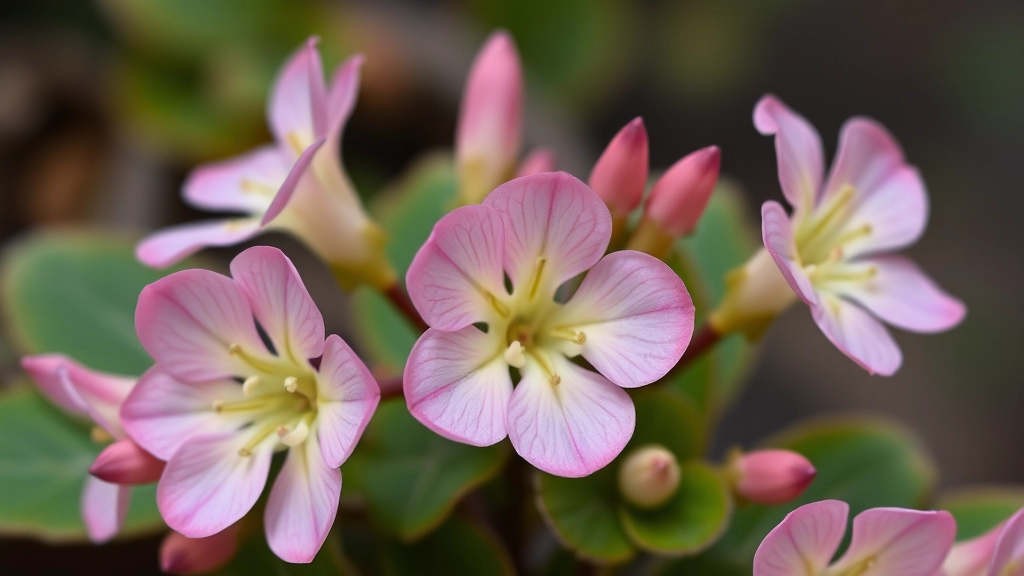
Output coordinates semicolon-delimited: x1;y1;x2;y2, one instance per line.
504;341;527;368
528;257;547;300
242;376;260;396
240;178;275;196
283;377;298;393
548;374;561;386
237;419;281;457
488;292;511;318
90;426;112;444
551;328;586;344
277;419;310;447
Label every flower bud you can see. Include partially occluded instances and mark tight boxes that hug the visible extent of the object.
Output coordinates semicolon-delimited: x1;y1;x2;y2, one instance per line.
730;449;816;505
588;117;649;224
89;438;165;485
516;147;556;177
644;145;721;237
456;30;523;204
709;248;798;340
617;445;681;509
160;525;241;575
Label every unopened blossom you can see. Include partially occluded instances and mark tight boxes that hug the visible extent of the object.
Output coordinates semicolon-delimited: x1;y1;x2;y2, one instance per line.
122;246;379;563
21;355;160;543
404;172;694;477
588;117;649;227
161;524;241;575
729;449;816;505
136;38;394;290
943;505;1024;576
754;499;955;576
617;445;681;509
712;95;965;375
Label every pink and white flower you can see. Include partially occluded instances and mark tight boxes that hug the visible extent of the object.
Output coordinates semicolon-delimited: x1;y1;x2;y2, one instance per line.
754;500;956;576
136;38;394;290
943;506;1024;576
122;246;379;563
403;172;694;477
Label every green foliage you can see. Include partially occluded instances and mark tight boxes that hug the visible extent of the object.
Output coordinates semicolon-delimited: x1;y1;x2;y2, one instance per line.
213;528;358;576
381;515;515;576
939;487;1024;540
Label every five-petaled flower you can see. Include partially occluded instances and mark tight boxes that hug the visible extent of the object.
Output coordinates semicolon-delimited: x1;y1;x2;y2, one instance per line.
122;246;379;563
136;37;394;290
943;505;1024;576
403;172;694;477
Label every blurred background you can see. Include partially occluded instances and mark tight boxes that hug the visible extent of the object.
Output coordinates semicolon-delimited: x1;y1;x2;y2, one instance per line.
1;0;1021;572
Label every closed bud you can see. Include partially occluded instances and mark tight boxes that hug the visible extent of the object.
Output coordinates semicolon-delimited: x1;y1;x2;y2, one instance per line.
617;445;681;509
730;449;816;505
588;117;649;224
516;147;556;177
89;438;165;485
646;145;721;235
161;525;241;575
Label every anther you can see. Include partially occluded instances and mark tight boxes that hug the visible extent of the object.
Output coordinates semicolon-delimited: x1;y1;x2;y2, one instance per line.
284;377;298;393
549;374;561;386
242;376;260;396
212;400;225;412
90;427;112;443
237;447;252;457
277;420;309;447
504;341;526;369
228;343;241;355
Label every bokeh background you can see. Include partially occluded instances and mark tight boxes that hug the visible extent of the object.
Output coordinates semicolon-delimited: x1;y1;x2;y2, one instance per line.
1;0;1021;573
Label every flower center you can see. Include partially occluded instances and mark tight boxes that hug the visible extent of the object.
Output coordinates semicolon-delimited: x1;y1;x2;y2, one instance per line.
793;185;872;267
833;556;877;576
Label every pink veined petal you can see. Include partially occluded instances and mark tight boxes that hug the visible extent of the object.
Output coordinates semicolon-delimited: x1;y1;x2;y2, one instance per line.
82;476;130;544
552;251;694;388
828;256;965;334
264;431;341;563
21;355;134;438
516;147;557;177
325;55;363;166
268;37;328;155
135;268;270;383
762;201;819;306
829;508;956;576
404;327;512;447
316;335;380;468
158;432;274;538
135;218;263;269
822;117;907;204
406;204;508;331
811;294;903;377
483;172;612;298
121;367;248;461
183;145;290;214
942;521;1004;576
261;137;326;226
229;246;325;363
989;507;1024;576
506;356;634;478
753;500;849;576
838;166;929;259
753;95;825;213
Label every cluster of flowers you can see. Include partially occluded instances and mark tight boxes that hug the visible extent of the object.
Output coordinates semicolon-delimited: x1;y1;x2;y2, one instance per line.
18;30;978;573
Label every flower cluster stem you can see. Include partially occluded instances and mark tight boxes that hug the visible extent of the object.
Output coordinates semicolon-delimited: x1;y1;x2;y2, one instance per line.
383;283;429;333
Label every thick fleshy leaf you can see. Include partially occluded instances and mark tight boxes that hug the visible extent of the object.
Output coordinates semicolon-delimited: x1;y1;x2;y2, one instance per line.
828;508;955;576
406;205;508;331
316;335;380;468
628;388;703;461
183;145;288;214
404;327;511;447
268;37;327;154
265;433;341;563
761;201;817;305
840;166;928;259
939;488;1024;541
484;172;612;296
381;515;516;576
507;356;634;478
753;95;825;212
990;508;1024;576
753;500;847;576
822;117;907;204
82;476;130;543
135;218;263;269
811;294;902;376
554;250;694;388
211;526;357;576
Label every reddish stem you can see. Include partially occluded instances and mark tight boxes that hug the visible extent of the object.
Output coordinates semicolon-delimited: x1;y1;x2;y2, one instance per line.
664;322;721;380
383;283;429;333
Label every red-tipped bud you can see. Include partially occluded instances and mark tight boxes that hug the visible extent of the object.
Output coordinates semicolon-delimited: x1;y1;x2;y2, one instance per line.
516;147;556;177
731;449;816;505
588;117;649;219
456;30;523;204
89;438;165;485
617;445;681;509
645;145;720;236
160;525;240;575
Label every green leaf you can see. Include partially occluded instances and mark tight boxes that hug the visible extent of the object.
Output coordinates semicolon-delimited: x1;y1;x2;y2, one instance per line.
0;386;163;541
342;399;508;540
381;515;515;576
535;467;634;564
629;389;703;461
213;529;358;575
619;461;731;556
938;487;1024;540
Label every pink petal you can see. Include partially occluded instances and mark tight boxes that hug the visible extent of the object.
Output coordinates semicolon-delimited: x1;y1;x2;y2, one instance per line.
21;354;133;436
830;508;956;576
811;294;903;376
483;172;612;298
406;204;508;331
942;521;1004;576
989;507;1024;576
552;251;694;388
135;268;270;383
316;335;380;468
158;432;273;538
121;367;247;461
264;432;341;563
829;256;965;334
90;438;165;485
506;356;634;477
753;95;825;213
82;476;130;544
229;246;325;362
822;117;907;205
404;327;511;447
135;218;262;269
182;145;290;214
838;166;929;259
516;147;557;177
762;201;818;305
644;145;721;237
260;137;325;226
325;55;363;167
268;37;328;154
587;117;649;218
753;500;849;576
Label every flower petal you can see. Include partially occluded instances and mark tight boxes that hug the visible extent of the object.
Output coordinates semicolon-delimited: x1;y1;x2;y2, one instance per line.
135;268;270;383
753;95;825;213
516;147;557;177
483;172;612;297
942;521;1003;576
829;508;956;576
822;117;907;205
325;55;363;164
506;356;634;477
183;145;289;214
21;355;133;435
762;201;818;305
229;246;325;363
838;166;929;259
404;327;511;447
264;431;340;563
989;507;1024;576
552;251;694;388
135;218;262;269
316;335;380;468
82;476;130;544
811;294;902;376
753;500;849;576
406;204;508;331
157;432;273;538
268;37;328;154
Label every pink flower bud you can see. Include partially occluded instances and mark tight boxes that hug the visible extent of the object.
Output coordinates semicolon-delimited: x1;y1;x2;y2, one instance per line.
644;145;720;236
89;438;165;485
160;525;240;575
516;147;556;177
617;445;681;509
588;117;649;219
732;449;816;505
